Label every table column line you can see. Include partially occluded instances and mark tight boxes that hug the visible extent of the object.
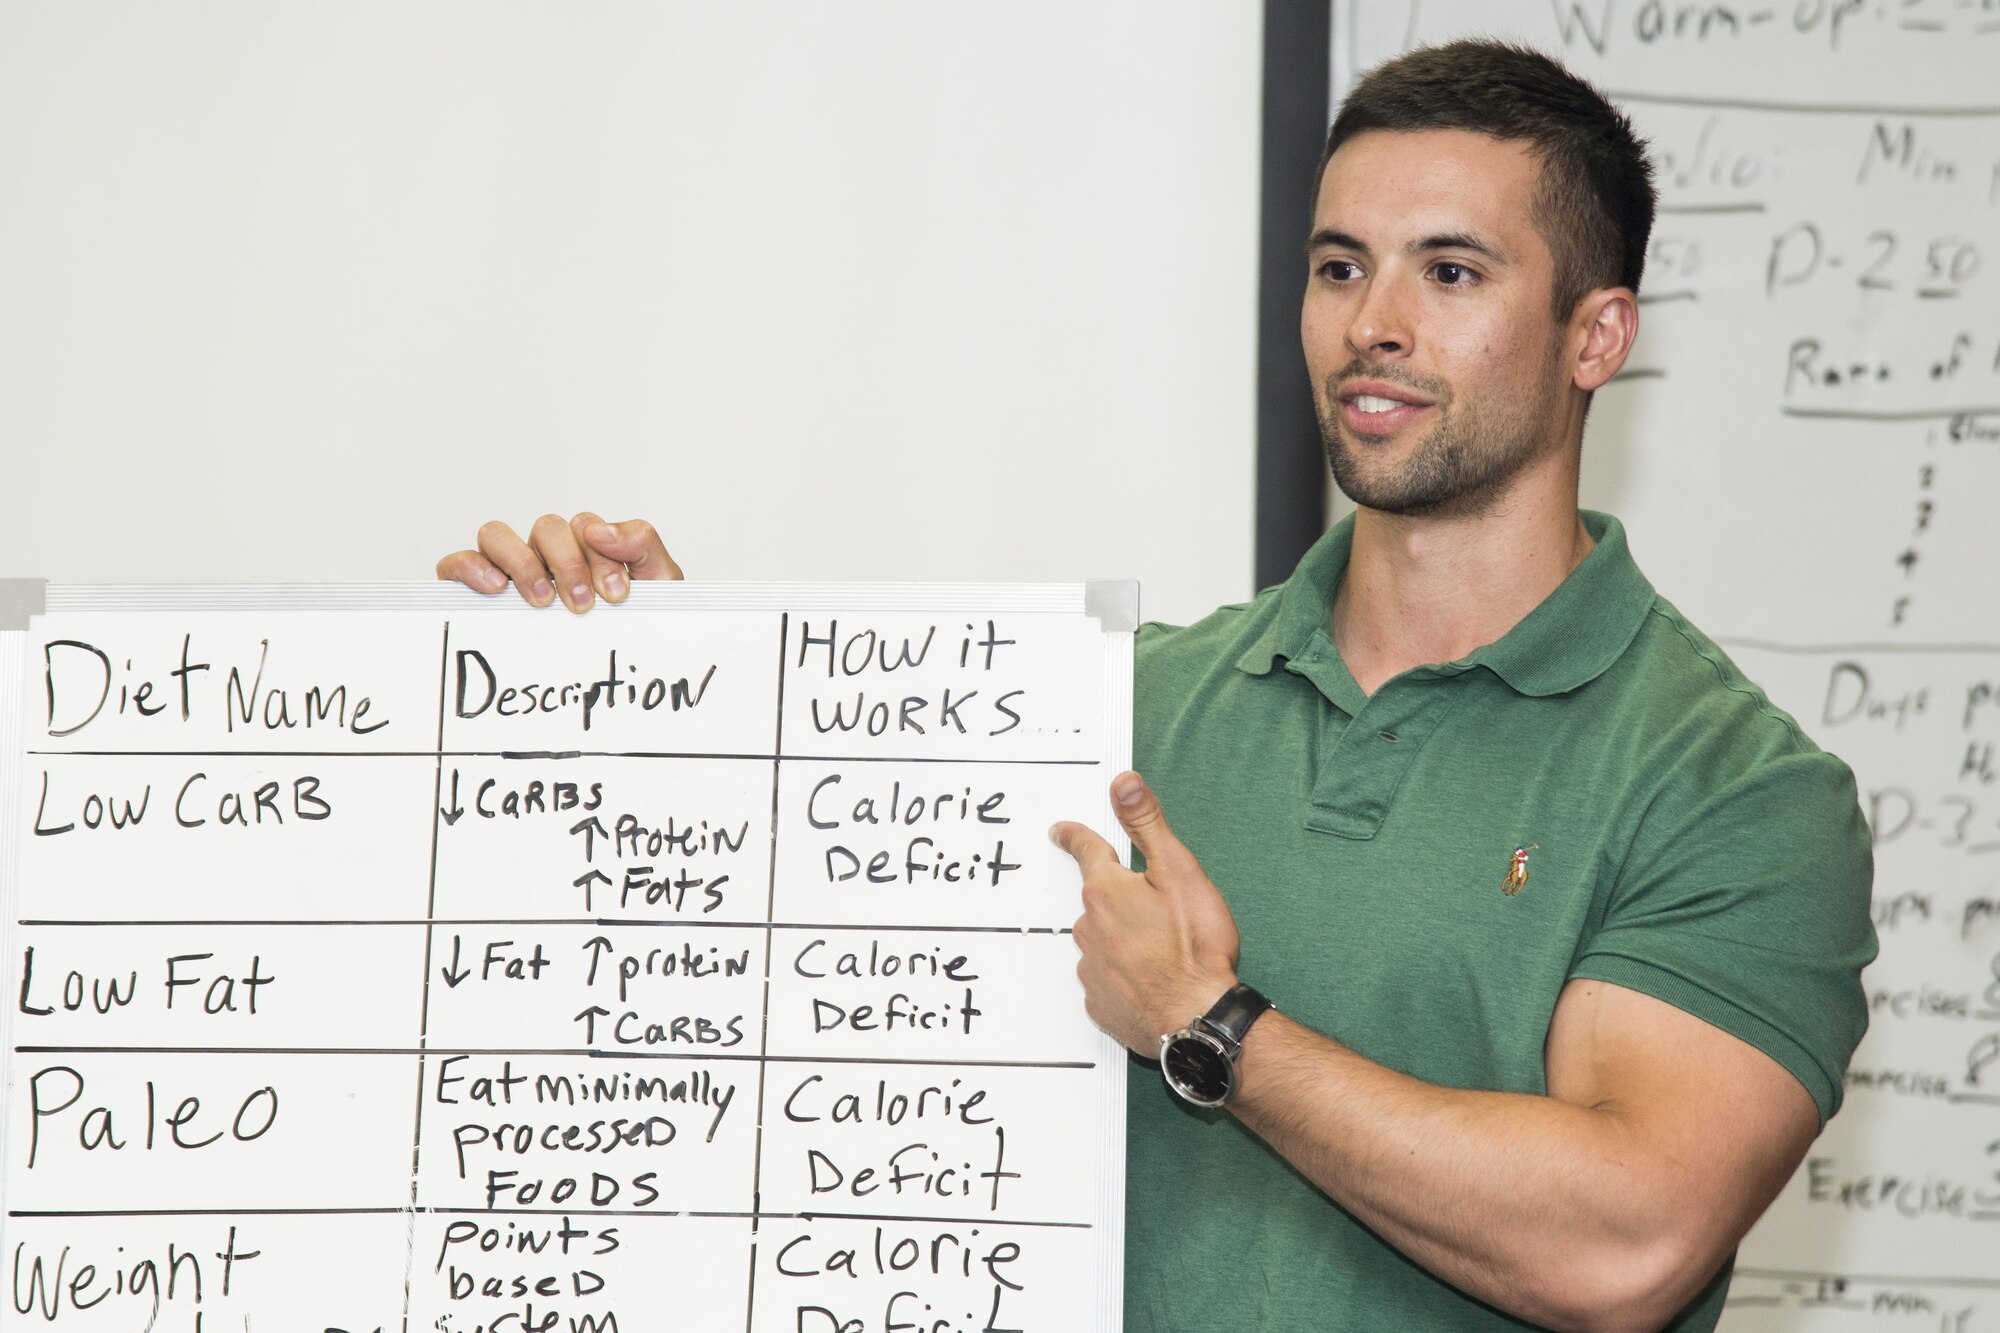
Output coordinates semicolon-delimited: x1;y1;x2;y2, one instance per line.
743;611;790;1333
401;619;452;1333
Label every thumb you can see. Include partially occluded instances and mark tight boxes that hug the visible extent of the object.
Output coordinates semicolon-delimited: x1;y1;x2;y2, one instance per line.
584;519;683;580
1109;771;1191;873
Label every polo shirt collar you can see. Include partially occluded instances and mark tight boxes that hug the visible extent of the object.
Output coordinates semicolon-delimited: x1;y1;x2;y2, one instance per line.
1235;509;1655;699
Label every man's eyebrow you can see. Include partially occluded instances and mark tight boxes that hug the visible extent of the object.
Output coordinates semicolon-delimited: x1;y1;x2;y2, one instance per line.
1414;231;1506;262
1304;227;1367;256
1303;228;1508;263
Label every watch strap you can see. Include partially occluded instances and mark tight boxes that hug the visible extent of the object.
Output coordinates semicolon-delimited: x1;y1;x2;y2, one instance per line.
1195;982;1272;1055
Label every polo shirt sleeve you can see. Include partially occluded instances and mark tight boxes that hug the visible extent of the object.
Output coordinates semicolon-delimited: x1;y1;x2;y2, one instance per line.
1571;734;1877;1124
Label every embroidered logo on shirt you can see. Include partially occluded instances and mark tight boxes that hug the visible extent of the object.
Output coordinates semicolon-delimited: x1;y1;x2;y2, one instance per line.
1503;844;1539;896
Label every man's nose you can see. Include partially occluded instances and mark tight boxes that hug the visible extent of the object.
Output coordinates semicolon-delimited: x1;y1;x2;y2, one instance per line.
1345;274;1413;360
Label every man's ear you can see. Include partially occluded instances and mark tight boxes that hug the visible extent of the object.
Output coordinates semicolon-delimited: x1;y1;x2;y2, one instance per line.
1571;287;1639;392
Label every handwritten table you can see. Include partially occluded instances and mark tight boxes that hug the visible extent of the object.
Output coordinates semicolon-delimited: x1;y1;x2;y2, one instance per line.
2;583;1130;1332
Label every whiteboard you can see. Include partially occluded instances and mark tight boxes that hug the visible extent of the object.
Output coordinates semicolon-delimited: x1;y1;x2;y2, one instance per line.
0;581;1132;1331
1332;3;2000;1325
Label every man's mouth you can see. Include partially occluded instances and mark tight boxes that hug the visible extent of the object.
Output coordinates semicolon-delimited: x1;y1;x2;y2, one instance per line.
1337;383;1433;433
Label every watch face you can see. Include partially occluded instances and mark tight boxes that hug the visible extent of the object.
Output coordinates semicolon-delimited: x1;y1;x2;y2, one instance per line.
1162;1032;1232;1107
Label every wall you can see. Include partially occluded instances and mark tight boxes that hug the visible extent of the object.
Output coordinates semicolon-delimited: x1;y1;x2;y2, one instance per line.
0;2;1263;630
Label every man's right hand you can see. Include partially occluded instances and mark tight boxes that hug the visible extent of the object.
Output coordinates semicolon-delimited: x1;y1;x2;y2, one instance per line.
435;512;682;612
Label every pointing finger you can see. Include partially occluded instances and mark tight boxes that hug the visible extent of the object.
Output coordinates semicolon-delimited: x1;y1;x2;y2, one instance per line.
1049;820;1124;879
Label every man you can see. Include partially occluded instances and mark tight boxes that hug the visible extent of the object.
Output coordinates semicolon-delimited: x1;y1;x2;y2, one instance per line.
439;41;1875;1331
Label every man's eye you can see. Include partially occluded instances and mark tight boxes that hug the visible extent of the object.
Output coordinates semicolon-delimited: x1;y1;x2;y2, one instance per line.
1433;262;1476;285
1319;259;1360;281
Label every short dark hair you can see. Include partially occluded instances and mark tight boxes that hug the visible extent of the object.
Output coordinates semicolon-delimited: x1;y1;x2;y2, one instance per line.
1322;40;1655;317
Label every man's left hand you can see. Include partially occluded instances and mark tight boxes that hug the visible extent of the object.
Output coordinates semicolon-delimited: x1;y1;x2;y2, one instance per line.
1052;772;1242;1055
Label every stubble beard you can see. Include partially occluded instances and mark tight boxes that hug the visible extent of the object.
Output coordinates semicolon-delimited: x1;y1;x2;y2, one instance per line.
1316;358;1564;521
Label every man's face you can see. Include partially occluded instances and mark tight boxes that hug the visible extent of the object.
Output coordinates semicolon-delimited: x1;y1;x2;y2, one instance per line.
1303;129;1576;518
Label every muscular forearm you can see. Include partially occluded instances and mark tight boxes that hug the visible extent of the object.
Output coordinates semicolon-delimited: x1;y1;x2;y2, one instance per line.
1229;1014;1731;1333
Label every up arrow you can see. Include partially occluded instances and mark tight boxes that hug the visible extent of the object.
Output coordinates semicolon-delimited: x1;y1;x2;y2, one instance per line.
439;769;466;827
439;934;471;988
571;815;609;859
574;869;612;913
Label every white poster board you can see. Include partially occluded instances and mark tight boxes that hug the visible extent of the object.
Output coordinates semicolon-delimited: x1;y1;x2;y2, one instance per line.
1332;4;2000;1326
0;581;1131;1332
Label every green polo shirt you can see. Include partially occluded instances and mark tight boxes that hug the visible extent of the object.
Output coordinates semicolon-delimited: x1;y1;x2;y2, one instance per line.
1123;511;1875;1332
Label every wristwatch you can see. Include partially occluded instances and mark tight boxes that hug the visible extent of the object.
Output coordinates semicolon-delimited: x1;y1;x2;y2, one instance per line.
1159;982;1273;1108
